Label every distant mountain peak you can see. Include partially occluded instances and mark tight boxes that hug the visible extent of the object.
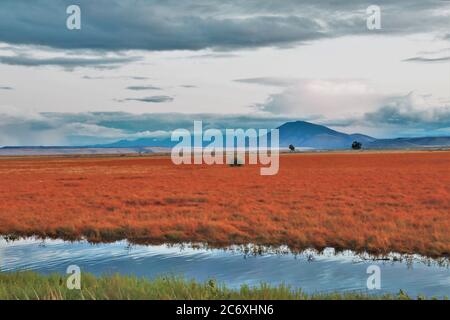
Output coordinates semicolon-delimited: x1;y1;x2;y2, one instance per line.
278;120;342;134
90;120;450;150
276;120;370;149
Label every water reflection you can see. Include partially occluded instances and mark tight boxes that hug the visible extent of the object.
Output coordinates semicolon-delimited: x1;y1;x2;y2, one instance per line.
0;238;449;297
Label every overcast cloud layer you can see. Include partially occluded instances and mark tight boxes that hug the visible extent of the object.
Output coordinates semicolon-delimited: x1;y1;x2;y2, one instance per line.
1;0;449;51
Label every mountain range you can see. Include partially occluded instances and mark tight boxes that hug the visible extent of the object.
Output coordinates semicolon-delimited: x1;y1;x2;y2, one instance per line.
2;121;450;152
94;121;450;150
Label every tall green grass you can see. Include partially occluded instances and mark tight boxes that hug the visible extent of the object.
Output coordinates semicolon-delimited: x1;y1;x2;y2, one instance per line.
0;272;443;300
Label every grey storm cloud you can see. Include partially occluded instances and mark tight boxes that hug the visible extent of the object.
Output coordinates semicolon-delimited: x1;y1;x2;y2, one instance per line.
0;110;292;146
403;56;450;63
234;77;298;87
120;96;174;103
84;112;291;133
186;53;240;59
0;54;142;69
322;94;450;133
364;105;450;129
0;0;448;52
126;85;162;91
82;75;150;80
0;86;13;90
130;76;150;80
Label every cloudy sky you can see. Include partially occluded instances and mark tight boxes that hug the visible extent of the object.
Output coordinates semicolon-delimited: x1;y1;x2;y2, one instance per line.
0;0;449;146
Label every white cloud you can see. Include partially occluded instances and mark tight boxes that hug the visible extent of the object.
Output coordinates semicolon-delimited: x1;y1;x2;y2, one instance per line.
259;79;386;118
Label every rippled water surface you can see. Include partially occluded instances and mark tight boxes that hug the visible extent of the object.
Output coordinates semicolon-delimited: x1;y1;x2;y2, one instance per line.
1;238;449;297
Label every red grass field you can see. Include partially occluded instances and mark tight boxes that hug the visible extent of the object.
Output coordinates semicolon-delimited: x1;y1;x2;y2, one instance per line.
0;151;449;257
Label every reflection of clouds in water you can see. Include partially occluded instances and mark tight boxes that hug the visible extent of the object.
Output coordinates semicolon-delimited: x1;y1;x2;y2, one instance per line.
0;237;449;297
